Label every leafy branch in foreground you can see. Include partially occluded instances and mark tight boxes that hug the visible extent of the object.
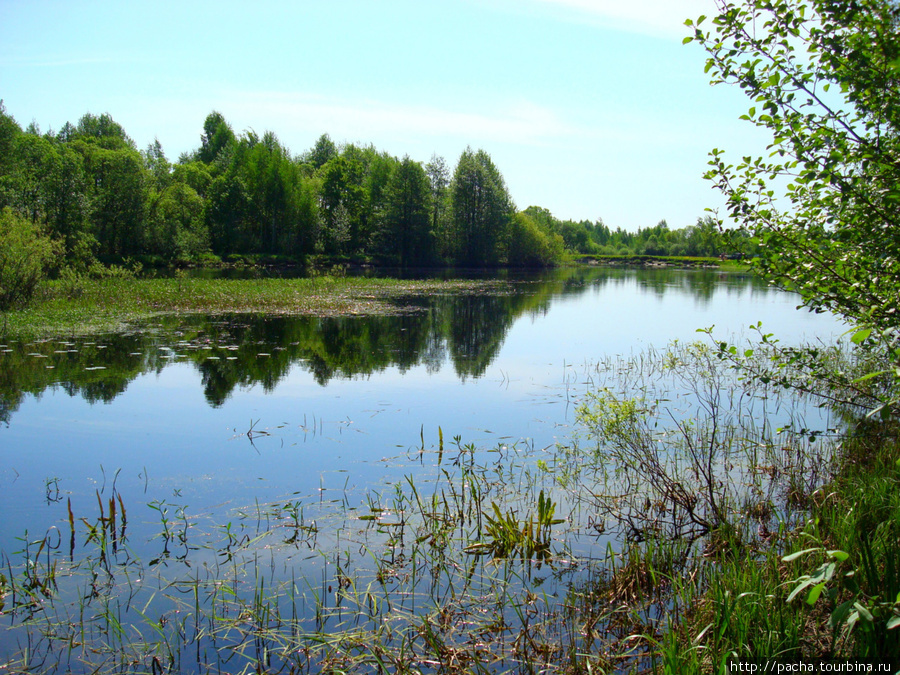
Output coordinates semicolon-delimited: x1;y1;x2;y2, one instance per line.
699;322;900;423
686;0;900;413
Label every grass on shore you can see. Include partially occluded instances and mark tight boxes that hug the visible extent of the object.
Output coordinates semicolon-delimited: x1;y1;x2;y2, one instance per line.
648;425;900;668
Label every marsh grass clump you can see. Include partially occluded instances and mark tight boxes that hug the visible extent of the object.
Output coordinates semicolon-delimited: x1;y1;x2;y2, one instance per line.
544;340;897;667
605;538;689;607
561;341;837;545
546;339;900;668
775;425;900;658
465;490;564;560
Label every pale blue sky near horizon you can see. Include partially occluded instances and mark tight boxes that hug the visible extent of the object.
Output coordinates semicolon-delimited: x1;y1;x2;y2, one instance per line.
0;0;767;231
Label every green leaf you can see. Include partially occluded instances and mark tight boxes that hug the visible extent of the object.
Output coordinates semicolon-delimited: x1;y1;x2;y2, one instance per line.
787;577;815;603
831;600;855;628
888;615;900;630
827;549;850;562
853;370;887;384
853;602;874;622
850;328;872;345
806;582;826;605
783;547;820;562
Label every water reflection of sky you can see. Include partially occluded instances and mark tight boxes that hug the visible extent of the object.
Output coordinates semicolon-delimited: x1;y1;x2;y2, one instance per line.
0;269;846;554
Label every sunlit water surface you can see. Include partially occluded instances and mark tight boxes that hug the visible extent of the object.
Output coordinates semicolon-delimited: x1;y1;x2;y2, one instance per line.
0;267;847;672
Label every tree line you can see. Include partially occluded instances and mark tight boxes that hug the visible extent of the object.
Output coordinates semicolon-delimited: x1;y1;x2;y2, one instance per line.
0;104;737;273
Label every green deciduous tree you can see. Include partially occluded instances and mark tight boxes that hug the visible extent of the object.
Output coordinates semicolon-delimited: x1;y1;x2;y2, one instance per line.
9;133;57;225
558;219;599;254
71;138;148;257
43;143;88;245
204;129;316;258
681;215;724;257
382;156;433;266
143;138;171;192
171;160;213;199
197;111;236;166
207;168;250;255
507;211;562;267
638;220;670;256
3;128;88;248
687;0;900;336
146;182;207;259
243;131;293;253
319;154;365;255
0;102;19;165
425;154;451;258
307;133;337;170
362;149;398;254
450;148;513;266
74;112;135;150
0;102;23;212
0;208;60;309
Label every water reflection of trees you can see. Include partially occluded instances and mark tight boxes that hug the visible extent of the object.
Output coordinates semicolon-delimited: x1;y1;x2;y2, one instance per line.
0;268;772;420
0;334;149;424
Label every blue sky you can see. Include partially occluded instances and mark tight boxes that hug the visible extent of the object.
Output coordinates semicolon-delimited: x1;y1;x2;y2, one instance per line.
0;0;767;230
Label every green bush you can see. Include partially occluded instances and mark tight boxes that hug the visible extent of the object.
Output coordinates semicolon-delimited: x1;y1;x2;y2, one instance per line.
506;212;562;267
0;208;59;310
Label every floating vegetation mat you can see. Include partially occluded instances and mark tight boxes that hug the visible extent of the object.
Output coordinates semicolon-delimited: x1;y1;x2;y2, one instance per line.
0;276;521;340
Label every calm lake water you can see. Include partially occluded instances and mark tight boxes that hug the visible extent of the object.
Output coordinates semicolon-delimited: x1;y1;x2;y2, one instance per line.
0;266;846;673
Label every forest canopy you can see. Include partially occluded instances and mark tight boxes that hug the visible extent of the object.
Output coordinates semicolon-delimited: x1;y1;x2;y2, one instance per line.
0;105;736;270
